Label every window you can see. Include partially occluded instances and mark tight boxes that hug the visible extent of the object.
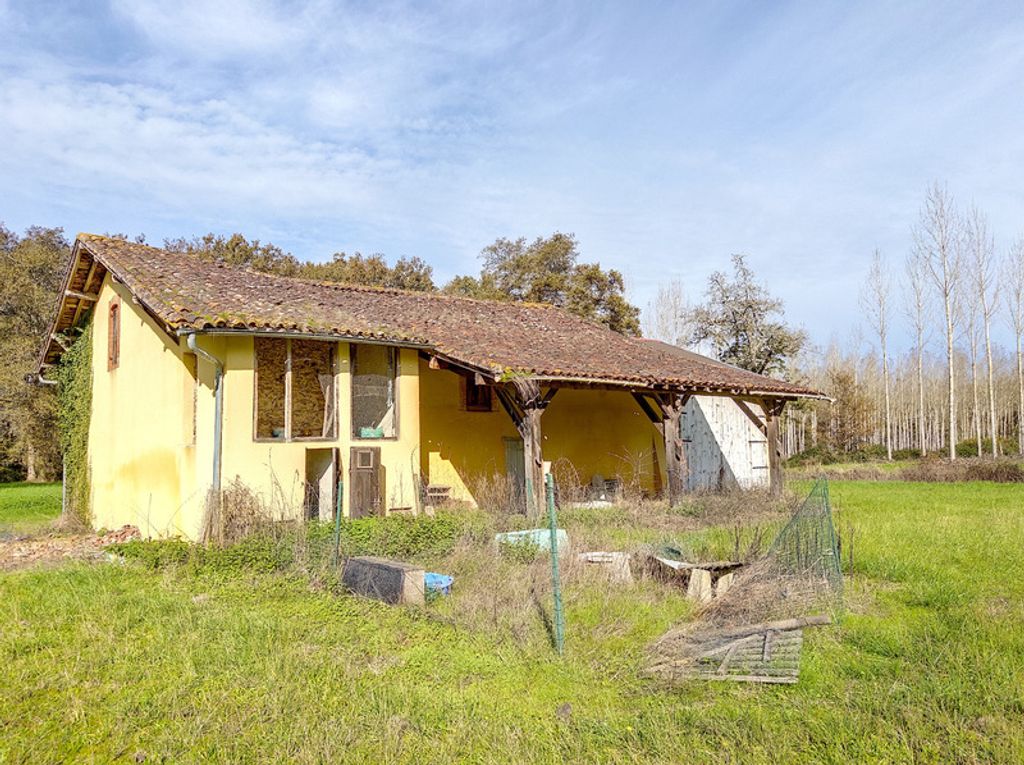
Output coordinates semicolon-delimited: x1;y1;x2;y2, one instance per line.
291;339;336;438
254;338;336;441
255;338;287;439
351;344;397;439
107;299;120;370
464;376;492;412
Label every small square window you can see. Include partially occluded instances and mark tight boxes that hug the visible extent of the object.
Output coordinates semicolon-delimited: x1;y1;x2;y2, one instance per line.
465;377;492;412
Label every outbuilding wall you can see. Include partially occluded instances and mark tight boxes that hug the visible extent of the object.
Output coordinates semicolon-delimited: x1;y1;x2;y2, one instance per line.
682;396;769;491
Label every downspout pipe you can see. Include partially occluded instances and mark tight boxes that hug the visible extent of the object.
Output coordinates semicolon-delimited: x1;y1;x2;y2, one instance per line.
186;333;224;494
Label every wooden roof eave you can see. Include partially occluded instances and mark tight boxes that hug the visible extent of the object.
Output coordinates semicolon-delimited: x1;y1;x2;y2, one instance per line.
35;240;88;373
35;240;184;372
527;374;823;401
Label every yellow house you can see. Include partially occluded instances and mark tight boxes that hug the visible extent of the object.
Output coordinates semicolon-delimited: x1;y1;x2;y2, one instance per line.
36;235;821;540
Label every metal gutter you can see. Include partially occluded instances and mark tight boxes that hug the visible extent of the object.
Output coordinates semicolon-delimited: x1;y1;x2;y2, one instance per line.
185;333;224;494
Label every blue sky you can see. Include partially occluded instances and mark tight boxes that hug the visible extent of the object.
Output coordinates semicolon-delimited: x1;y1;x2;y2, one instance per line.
2;1;1023;347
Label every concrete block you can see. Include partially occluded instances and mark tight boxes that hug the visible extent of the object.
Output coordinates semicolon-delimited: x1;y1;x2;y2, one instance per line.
578;551;633;583
342;556;425;606
686;568;713;603
715;572;735;597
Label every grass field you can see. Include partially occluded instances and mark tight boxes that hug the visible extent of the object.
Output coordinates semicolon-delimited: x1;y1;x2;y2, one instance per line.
1;481;1023;763
0;482;61;535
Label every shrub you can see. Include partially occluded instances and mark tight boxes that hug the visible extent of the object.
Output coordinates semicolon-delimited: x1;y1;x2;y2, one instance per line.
786;445;841;466
109;535;294;574
955;438;1020;458
111;510;491;576
964;460;1024;483
901;458;1024;484
0;462;26;484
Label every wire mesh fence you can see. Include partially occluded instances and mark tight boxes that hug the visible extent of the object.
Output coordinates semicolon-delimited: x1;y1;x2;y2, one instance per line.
765;477;843;599
698;477;844;627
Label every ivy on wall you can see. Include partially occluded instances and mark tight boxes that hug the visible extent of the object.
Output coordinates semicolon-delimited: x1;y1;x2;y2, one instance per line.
55;324;92;524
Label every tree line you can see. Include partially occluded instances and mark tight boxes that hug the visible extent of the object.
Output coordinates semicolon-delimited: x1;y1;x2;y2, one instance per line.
645;182;1024;460
6;180;1021;483
0;226;638;482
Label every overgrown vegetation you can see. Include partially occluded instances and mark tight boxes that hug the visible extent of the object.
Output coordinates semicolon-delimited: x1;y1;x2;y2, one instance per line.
2;481;1023;762
111;509;490;576
54;324;92;524
788;451;1024;484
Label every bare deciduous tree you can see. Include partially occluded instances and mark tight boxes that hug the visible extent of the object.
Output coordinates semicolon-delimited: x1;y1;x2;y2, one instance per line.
861;250;893;460
904;250;930;456
914;182;963;460
1005;237;1024;456
644;279;691;347
963;294;983;455
964;206;999;456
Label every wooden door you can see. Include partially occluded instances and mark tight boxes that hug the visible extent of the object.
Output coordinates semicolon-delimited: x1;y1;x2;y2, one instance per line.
350;446;382;518
503;437;526;513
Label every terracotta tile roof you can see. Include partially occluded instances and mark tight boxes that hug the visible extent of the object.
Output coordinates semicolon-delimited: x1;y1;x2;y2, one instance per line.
40;234;821;398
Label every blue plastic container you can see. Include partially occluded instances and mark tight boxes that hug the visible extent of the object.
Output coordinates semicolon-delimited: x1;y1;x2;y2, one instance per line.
424;572;454;596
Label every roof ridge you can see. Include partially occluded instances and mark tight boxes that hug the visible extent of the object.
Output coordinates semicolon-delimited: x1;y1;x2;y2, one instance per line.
77;232;569;314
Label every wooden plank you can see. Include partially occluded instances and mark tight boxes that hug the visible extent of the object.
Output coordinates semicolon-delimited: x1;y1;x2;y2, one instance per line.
712;615;828;639
70;254;102;328
695;674;798;685
65;289;99;301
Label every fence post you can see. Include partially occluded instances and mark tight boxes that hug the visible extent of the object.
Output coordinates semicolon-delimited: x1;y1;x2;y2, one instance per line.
545;472;565;655
332;477;344;568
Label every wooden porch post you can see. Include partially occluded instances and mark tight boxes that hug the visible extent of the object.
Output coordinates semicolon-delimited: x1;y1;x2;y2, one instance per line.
655;392;689;506
763;398;786;497
496;379;556;518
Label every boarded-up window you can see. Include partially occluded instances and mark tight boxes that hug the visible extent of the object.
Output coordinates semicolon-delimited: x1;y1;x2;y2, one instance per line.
107;299;120;370
352;345;396;439
255;338;287;439
255;338;336;441
292;339;335;439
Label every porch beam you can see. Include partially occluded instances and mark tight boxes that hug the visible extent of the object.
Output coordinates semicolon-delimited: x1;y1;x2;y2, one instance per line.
631;392;664;424
734;399;768;437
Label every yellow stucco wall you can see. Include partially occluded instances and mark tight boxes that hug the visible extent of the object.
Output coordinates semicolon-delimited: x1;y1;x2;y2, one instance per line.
88;275;207;537
218;338;421;519
418;361;520;502
542;389;665;495
418;362;665;504
88;292;423;538
87;292;663;537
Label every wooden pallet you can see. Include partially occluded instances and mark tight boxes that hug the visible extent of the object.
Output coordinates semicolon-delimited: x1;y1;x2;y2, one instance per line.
647;615;830;684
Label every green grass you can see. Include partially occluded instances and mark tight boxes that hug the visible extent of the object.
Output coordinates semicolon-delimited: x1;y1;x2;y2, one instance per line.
0;482;61;535
2;481;1023;763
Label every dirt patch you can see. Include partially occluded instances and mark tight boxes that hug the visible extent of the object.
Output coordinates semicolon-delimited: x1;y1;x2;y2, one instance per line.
0;525;140;573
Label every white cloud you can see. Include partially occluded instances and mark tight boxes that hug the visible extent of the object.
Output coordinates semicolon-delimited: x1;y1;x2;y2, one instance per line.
2;0;1024;349
109;0;311;57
